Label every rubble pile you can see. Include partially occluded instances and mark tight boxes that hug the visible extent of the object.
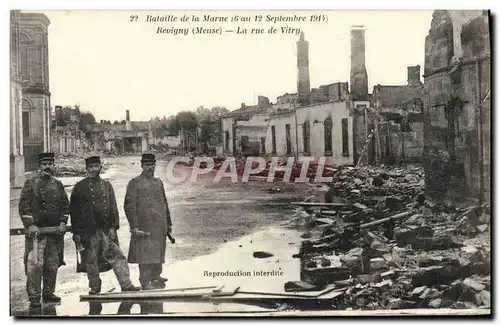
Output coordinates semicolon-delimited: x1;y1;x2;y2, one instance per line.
290;165;491;311
327;165;425;209
54;154;110;177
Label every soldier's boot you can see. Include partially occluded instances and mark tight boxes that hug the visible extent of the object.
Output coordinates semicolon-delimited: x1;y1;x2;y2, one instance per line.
151;264;167;283
153;276;168;283
42;294;61;303
29;298;42;308
89;287;101;295
122;284;141;292
151;280;166;289
140;281;153;291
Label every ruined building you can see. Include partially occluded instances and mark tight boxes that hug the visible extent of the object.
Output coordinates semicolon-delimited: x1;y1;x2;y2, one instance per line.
222;97;271;156
423;10;490;204
87;110;153;154
349;26;373;165
371;65;424;165
348;25;426;167
222;32;354;166
51;106;89;154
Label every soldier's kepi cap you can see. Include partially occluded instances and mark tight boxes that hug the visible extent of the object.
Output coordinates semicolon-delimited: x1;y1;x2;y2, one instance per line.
38;152;55;163
85;156;101;167
141;153;156;163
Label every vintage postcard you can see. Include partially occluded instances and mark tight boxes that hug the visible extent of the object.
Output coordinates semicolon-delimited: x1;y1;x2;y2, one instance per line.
9;9;491;317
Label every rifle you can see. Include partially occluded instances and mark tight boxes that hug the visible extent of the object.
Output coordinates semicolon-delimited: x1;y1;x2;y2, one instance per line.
11;225;176;244
10;225;73;236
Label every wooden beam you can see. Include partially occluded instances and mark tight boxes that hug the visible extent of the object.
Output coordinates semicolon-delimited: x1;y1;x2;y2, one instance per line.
291;202;349;207
360;211;412;229
80;286;235;302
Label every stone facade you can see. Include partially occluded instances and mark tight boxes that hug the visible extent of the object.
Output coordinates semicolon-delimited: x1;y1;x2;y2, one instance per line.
297;101;353;166
423;10;490;204
19;12;51;172
10;11;25;187
266;100;354;166
267;110;296;156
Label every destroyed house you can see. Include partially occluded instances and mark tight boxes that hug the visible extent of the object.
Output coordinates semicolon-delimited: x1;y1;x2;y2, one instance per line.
222;99;271;156
267;98;354;166
87;110;152;154
423;10;490;203
371;67;425;165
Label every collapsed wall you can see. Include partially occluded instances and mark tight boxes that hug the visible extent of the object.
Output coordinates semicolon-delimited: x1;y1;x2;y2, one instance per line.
423;10;490;204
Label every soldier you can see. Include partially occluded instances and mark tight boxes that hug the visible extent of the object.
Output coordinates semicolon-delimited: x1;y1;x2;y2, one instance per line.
124;153;172;290
18;152;69;308
69;156;141;294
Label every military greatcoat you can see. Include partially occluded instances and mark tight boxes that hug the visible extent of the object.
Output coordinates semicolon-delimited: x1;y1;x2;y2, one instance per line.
124;174;172;264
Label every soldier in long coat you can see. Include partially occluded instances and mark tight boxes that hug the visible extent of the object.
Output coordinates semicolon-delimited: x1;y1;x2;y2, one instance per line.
124;153;172;290
18;152;69;308
69;156;141;294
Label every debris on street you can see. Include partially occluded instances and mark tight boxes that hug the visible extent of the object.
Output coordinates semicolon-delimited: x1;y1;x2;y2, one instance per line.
287;165;490;310
53;153;111;177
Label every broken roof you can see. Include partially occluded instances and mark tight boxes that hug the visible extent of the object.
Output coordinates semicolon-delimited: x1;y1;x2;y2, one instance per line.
88;121;150;132
223;105;268;118
131;121;151;131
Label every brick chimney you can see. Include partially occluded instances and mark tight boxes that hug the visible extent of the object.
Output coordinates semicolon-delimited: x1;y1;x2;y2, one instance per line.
258;96;270;108
350;26;369;101
125;110;131;130
407;65;422;86
297;32;311;106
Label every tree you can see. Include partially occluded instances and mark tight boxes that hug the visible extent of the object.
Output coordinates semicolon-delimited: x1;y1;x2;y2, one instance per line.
198;106;229;146
79;111;95;139
148;106;229;149
79;112;96;128
165;111;198;136
54;106;72;127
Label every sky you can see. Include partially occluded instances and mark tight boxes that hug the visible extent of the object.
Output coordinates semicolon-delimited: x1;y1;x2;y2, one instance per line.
35;10;433;122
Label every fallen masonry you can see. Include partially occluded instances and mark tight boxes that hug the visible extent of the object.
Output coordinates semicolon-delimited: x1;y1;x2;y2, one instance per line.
287;165;490;311
53;153;111;177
